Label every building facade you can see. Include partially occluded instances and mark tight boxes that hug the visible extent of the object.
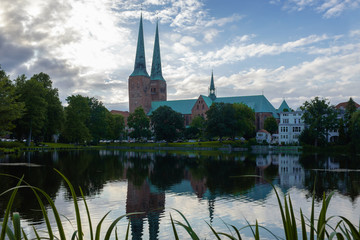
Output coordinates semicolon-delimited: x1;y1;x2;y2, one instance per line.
278;110;305;144
126;14;291;131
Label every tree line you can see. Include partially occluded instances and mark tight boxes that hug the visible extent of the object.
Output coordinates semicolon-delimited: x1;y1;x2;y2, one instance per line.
0;67;124;146
1;66;359;147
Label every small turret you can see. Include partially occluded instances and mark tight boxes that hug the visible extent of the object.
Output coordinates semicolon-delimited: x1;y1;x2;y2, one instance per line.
209;71;216;101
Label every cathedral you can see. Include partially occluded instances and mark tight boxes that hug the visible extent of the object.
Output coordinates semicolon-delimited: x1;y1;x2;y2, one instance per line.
126;14;290;130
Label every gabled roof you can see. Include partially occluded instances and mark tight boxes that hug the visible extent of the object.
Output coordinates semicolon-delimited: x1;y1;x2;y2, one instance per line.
277;100;291;113
200;95;213;108
148;99;197;115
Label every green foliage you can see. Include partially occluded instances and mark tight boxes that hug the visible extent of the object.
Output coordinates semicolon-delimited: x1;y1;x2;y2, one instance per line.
264;116;278;135
350;111;360;149
0;68;24;135
185;115;205;139
62;95;92;144
150;106;184;142
106;113;125;141
300;97;338;147
128;107;151;140
205;103;255;140
233;103;255;138
14;76;48;146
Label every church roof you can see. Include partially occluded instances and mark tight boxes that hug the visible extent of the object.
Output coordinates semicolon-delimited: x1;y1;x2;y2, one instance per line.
148;99;197;115
214;95;278;117
150;22;165;81
130;14;149;77
148;94;279;118
277;100;291;112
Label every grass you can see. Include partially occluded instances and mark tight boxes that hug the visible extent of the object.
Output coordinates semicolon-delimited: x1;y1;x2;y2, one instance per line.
1;172;360;239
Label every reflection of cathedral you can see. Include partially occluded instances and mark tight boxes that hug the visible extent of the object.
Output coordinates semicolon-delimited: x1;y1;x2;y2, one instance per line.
126;180;165;240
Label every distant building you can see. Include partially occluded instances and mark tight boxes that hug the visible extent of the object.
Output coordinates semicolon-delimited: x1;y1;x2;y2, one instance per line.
115;14;292;131
256;129;271;144
278;110;305;144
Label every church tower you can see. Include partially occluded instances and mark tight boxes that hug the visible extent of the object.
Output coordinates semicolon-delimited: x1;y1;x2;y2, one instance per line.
128;14;152;113
208;71;216;101
150;21;167;101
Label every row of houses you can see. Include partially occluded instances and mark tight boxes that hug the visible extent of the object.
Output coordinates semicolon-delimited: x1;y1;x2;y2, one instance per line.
256;101;360;145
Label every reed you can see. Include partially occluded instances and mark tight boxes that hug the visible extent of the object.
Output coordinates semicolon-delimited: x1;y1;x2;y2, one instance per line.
1;172;359;239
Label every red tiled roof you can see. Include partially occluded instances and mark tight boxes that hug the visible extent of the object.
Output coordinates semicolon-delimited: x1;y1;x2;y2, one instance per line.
257;129;270;134
335;101;360;109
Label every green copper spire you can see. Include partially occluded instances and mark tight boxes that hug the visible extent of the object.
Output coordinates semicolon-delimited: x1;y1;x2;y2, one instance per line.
130;14;149;77
209;71;216;100
150;21;165;81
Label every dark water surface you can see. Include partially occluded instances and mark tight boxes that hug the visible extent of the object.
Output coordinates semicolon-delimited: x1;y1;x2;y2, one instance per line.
0;150;359;239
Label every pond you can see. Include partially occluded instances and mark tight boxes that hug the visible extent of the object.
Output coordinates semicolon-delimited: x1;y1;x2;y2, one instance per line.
0;150;359;239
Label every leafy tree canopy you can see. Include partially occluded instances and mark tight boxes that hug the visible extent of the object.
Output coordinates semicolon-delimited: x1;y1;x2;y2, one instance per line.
150;106;184;142
264;116;278;135
0;67;24;135
128;107;151;140
300;97;337;146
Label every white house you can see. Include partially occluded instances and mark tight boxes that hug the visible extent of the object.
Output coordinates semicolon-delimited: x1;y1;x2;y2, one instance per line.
278;110;305;144
256;129;271;144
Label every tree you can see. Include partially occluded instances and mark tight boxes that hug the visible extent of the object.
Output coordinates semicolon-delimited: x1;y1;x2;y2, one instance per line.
14;76;48;146
31;73;64;142
62;95;91;144
128;107;151;141
150;106;184;142
0;67;24;135
205;103;236;141
106;112;125;141
185;115;205;139
350;111;360;149
88;98;109;144
233;103;256;138
264;116;278;135
300;97;338;146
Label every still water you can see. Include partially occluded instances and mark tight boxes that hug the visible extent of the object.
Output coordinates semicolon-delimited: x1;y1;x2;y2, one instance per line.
0;150;359;239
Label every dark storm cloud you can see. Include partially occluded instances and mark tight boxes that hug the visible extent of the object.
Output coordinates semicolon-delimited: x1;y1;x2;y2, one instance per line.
0;35;34;71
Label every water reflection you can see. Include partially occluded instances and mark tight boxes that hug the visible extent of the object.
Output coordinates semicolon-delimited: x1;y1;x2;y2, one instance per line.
1;150;359;239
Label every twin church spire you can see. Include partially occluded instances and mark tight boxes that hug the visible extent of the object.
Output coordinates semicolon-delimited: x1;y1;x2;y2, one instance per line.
130;14;164;81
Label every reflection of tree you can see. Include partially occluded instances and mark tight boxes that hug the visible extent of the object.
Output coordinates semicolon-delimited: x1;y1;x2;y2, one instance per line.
126;152;151;187
149;154;185;190
0;152;61;222
300;153;360;201
57;150;126;197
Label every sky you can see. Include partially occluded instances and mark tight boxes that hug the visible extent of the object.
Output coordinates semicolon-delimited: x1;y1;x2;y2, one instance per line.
1;0;360;111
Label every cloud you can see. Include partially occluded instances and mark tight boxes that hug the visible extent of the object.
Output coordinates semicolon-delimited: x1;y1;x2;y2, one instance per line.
278;0;360;18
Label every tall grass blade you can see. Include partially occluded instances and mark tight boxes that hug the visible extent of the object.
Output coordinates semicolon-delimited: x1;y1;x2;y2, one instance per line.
231;225;242;240
206;222;221;240
0;176;23;240
300;209;307;240
104;213;141;240
255;220;260;240
33;226;41;240
317;192;334;240
0;223;15;240
80;187;93;240
125;221;130;240
12;212;20;240
21;229;28;240
170;214;179;240
288;196;298;240
31;188;54;239
71;230;78;240
115;227;118;240
55;169;83;240
95;211;110;240
32;187;66;239
172;209;200;239
338;217;360;239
